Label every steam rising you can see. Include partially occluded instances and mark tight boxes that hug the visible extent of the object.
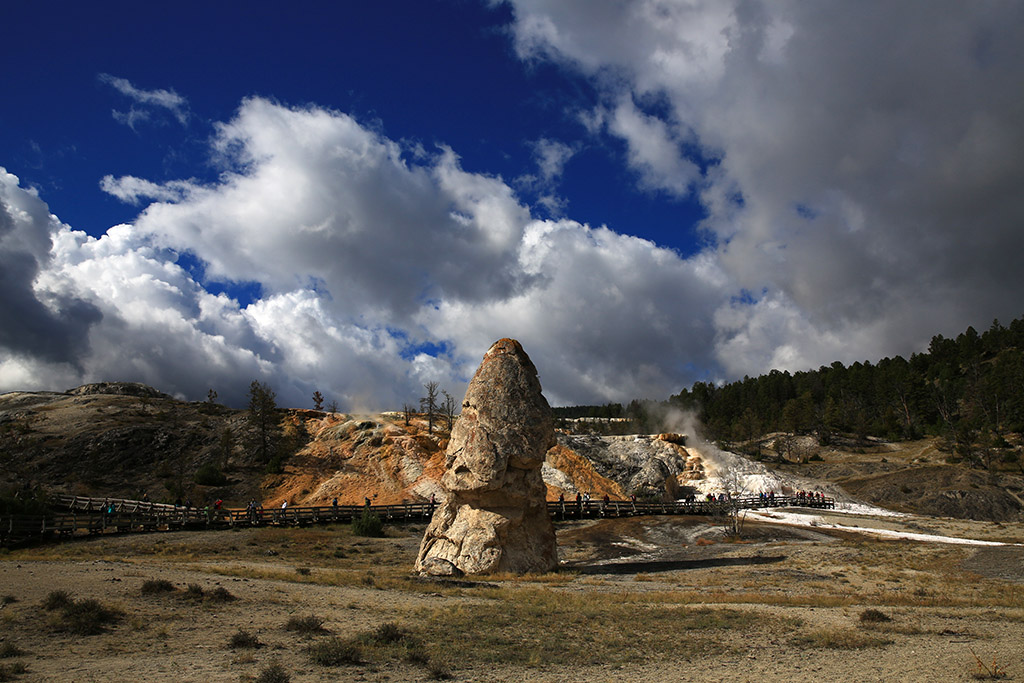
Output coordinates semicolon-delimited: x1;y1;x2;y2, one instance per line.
656;406;828;498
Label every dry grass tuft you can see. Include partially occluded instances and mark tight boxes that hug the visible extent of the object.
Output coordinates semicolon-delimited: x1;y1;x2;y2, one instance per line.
307;637;363;666
228;629;262;650
140;579;176;595
284;614;327;635
971;649;1009;680
46;597;123;636
0;661;29;681
410;587;774;667
0;643;26;659
254;660;290;683
40;590;73;611
859;608;892;623
791;627;892;649
183;583;205;601
206;586;236;603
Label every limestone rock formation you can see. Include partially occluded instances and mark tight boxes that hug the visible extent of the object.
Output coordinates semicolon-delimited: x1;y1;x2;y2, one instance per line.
556;433;691;500
415;338;558;575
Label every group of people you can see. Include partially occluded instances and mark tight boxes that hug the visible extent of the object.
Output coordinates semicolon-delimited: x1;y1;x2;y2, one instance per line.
245;499;263;521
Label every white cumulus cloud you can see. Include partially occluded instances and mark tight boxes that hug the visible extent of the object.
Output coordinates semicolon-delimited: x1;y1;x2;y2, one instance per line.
1;100;732;408
503;0;1024;372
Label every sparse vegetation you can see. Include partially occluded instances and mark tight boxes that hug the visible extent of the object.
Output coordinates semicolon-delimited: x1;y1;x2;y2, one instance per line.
254;660;290;683
859;608;892;623
0;662;28;681
412;589;769;666
228;629;261;649
140;579;176;595
307;636;363;666
207;586;236;603
193;462;227;486
351;507;384;537
184;583;205;600
0;644;26;659
790;627;892;649
41;590;73;611
285;614;327;635
365;621;409;645
971;649;1009;680
45;595;123;636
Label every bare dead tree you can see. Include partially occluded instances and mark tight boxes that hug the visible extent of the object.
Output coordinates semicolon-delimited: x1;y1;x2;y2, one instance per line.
420;381;439;434
441;390;458;431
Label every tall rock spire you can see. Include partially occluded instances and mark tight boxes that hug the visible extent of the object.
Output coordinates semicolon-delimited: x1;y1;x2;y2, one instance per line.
415;338;558;575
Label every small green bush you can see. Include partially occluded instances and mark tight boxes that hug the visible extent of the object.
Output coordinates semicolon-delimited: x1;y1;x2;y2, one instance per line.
351;508;384;537
308;637;363;666
265;455;286;475
193;463;228;486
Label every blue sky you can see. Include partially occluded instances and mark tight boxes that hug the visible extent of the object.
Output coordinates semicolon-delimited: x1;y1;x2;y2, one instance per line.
2;1;1023;410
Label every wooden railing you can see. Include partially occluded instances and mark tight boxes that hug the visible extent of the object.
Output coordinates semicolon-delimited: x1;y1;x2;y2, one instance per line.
0;494;834;547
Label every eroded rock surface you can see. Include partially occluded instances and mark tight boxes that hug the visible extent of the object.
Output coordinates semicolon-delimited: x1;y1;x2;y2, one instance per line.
415;338;558;575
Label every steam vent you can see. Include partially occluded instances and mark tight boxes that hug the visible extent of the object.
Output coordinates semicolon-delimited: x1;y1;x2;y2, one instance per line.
415;338;559;576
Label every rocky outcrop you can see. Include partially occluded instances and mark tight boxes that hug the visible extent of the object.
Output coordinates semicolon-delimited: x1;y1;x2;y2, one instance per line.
557;433;691;500
415;339;558;576
67;382;173;399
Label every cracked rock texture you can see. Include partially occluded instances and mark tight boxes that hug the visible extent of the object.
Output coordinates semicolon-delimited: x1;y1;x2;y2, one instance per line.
415;339;558;575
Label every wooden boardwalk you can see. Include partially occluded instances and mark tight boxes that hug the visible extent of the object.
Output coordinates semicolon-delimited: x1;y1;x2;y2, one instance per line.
1;494;834;548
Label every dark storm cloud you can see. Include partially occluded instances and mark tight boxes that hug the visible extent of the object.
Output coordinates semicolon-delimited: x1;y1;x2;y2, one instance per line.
0;173;102;367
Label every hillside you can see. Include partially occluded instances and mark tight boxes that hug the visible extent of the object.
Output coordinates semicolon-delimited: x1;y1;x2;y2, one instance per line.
3;382;1023;523
0;383;625;510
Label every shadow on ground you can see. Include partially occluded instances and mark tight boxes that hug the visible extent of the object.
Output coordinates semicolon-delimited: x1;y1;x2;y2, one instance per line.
566;554;786;575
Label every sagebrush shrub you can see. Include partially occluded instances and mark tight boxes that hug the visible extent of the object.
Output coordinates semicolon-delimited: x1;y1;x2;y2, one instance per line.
307;637;362;666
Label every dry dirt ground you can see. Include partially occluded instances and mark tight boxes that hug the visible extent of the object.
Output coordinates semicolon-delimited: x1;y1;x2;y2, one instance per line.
2;512;1023;683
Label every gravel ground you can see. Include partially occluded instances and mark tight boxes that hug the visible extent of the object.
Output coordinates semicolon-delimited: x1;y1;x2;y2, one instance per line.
1;513;1022;682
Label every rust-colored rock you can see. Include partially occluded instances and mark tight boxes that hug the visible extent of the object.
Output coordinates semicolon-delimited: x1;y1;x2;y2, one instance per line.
415;339;558;575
